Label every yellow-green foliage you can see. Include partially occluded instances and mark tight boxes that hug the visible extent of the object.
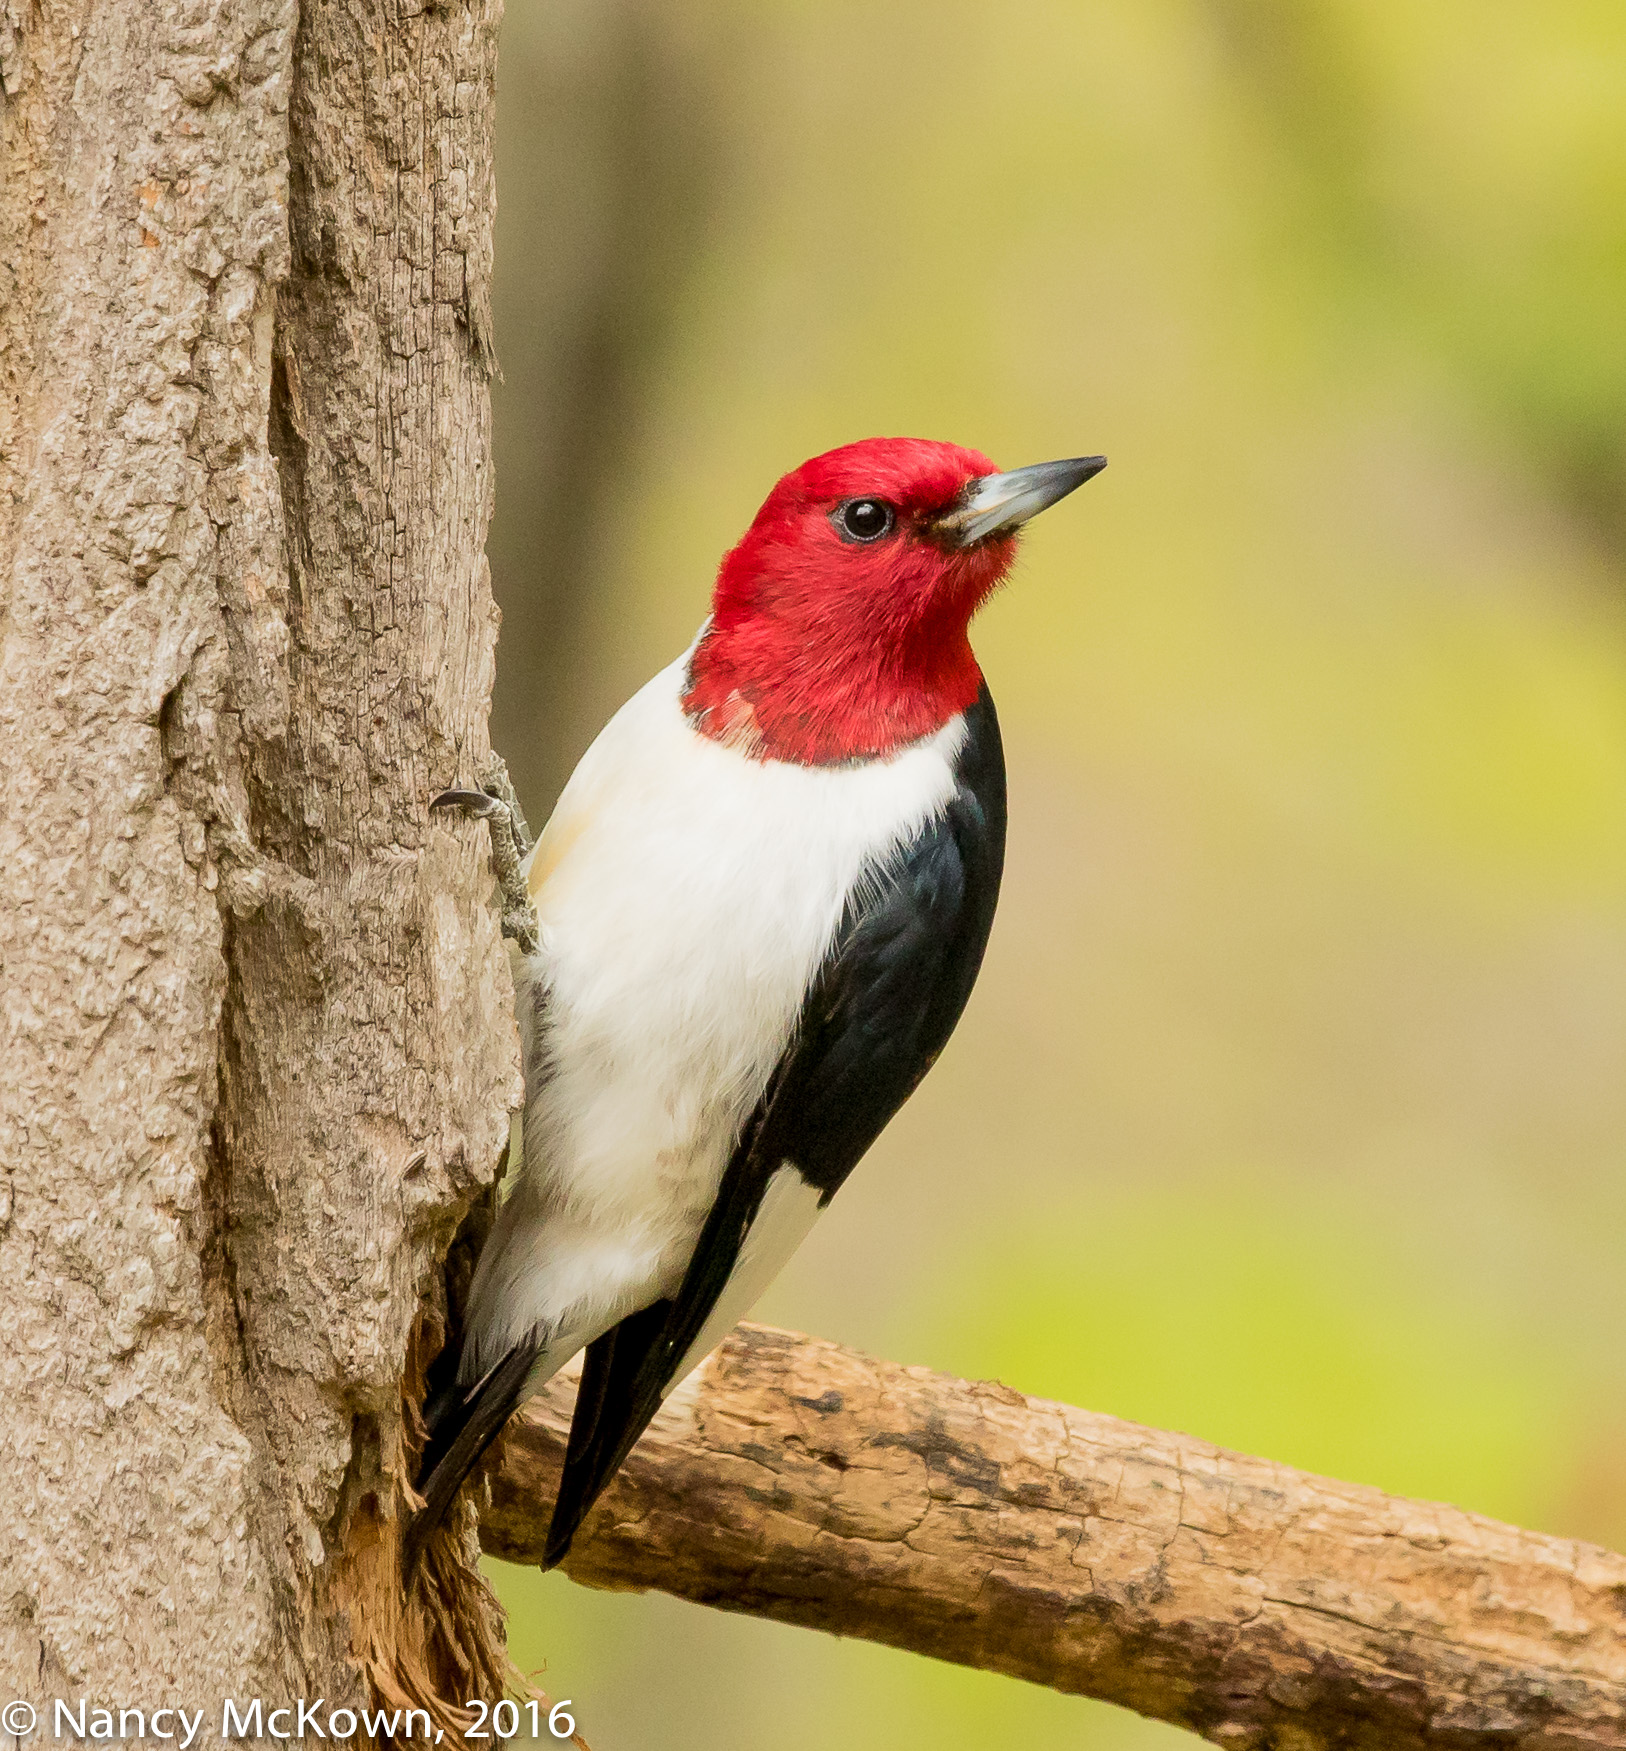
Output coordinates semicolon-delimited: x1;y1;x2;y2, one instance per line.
488;2;1626;1743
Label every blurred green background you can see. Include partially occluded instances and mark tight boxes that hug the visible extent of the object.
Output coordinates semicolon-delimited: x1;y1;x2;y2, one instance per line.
480;1;1626;1744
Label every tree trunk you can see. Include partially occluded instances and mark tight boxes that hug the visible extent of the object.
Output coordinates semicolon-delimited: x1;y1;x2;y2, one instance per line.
485;0;721;814
1;0;514;1722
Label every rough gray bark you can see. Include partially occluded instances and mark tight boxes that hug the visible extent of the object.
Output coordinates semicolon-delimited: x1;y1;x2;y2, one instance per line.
1;0;514;1723
487;1325;1626;1751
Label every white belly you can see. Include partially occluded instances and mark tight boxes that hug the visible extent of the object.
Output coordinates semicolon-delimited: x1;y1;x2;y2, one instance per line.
459;648;966;1381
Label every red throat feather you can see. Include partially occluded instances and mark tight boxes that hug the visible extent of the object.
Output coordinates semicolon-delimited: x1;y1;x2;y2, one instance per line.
683;437;1019;765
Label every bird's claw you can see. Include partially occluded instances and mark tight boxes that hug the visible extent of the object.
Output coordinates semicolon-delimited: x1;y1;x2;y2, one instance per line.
472;754;535;857
432;758;540;956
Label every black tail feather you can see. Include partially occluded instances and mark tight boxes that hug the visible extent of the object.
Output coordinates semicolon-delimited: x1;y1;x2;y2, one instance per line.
405;1336;541;1576
541;1300;674;1569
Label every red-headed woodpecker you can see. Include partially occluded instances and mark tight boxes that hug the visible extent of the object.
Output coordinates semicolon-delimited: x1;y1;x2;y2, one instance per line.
414;437;1104;1570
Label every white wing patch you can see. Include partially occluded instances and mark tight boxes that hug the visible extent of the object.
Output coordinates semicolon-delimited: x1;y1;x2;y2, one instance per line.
661;1165;824;1397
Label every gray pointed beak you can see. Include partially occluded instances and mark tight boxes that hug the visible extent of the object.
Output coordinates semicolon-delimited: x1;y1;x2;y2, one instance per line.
933;455;1106;548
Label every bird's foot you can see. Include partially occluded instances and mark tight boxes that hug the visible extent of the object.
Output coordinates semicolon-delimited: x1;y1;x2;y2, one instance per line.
431;756;540;955
476;754;534;856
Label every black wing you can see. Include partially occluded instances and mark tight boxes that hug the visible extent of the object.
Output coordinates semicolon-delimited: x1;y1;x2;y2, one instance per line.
405;1333;541;1575
541;685;1007;1567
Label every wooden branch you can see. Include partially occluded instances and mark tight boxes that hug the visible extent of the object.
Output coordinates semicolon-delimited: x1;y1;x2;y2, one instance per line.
483;1324;1626;1750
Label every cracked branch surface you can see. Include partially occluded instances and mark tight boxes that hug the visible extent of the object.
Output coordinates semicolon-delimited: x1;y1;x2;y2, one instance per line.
482;1324;1626;1751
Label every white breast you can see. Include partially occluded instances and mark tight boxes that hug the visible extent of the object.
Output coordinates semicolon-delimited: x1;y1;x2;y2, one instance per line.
459;647;966;1381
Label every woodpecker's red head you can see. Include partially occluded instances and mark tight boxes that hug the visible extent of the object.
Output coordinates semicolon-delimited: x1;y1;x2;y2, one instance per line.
684;437;1105;764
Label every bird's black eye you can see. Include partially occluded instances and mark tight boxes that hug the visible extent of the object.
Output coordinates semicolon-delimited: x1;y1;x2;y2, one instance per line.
833;498;895;543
